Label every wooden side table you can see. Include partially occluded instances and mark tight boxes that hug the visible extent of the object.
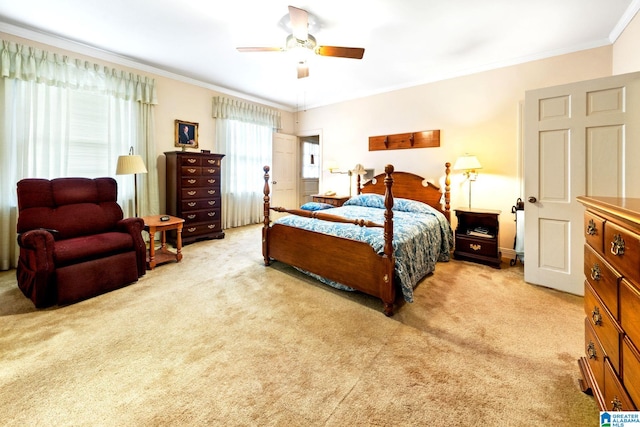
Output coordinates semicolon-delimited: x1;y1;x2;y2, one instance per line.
453;208;502;268
312;194;350;207
142;215;185;270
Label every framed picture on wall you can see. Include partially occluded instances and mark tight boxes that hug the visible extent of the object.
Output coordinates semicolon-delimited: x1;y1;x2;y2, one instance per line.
174;120;199;149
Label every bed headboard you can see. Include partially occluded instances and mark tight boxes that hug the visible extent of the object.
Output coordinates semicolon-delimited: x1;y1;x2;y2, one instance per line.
358;162;451;221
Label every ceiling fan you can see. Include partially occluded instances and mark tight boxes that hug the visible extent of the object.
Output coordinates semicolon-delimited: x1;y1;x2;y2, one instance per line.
236;5;365;79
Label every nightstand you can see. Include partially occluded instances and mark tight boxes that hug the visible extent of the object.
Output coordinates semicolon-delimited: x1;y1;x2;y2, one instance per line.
312;194;350;207
453;208;501;268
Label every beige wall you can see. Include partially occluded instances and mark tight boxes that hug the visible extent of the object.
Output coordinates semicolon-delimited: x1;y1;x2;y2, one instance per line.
295;47;613;253
613;12;640;74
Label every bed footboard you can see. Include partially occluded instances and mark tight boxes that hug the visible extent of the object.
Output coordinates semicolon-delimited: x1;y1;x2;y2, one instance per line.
262;165;397;315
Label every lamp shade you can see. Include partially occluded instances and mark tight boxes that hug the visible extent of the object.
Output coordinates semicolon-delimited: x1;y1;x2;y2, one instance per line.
116;154;148;175
453;154;482;171
325;160;339;172
352;164;366;175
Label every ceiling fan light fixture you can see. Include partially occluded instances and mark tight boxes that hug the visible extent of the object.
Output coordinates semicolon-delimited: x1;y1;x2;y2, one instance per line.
285;34;316;50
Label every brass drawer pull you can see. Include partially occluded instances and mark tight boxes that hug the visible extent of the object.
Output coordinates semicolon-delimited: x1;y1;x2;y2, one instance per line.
187;214;196;220
187;191;196;196
587;341;597;359
188;179;196;184
187;227;197;233
187;168;197;174
586;219;597;236
207;159;217;165
591;306;602;326
188;202;196;207
208;201;216;205
207;169;216;173
208;224;216;229
208;189;216;194
610;234;625;256
470;243;481;251
590;263;601;281
187;158;196;164
611;396;623;411
208;212;216;217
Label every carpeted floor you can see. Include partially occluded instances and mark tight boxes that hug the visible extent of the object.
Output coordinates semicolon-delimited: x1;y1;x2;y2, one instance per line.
0;224;599;426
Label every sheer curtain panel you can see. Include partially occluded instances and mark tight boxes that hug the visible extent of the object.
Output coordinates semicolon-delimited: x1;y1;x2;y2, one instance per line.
0;39;159;270
212;96;280;229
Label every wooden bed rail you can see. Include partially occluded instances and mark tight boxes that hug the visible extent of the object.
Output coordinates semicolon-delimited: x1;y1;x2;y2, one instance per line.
269;207;384;229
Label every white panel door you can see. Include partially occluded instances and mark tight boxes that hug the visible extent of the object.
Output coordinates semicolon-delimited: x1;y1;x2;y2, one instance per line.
271;132;297;219
524;72;640;295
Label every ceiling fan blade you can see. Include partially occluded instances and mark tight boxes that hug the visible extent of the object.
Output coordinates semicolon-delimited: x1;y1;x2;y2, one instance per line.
236;47;285;53
297;61;309;79
288;5;309;41
316;46;365;60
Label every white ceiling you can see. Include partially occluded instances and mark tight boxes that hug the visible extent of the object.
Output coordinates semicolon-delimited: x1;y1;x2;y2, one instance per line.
0;0;638;110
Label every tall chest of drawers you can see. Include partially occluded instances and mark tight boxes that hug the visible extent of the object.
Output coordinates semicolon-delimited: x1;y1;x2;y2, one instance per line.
165;151;225;245
577;196;640;411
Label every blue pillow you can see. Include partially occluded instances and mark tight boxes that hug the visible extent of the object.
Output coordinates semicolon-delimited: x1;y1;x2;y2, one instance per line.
343;194;385;208
300;202;334;211
345;194;440;215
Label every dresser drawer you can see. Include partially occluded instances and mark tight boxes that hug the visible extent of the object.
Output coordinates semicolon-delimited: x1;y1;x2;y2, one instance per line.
585;317;606;392
181;176;220;187
620;279;640;347
180;155;202;166
604;358;636;411
201;166;220;176
181;209;219;223
183;221;222;238
604;221;640;282
202;157;222;167
585;281;622;373
181;198;221;211
454;235;498;258
181;187;219;200
584;244;620;317
585;211;605;254
622;337;640;408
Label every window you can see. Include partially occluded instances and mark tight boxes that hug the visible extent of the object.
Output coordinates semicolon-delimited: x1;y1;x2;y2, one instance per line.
301;140;319;179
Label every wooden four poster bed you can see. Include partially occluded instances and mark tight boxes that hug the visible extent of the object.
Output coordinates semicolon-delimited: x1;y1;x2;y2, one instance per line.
262;163;453;316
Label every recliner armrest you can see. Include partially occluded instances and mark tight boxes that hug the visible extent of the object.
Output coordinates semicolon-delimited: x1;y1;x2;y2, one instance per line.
17;228;56;250
16;229;56;276
117;217;146;277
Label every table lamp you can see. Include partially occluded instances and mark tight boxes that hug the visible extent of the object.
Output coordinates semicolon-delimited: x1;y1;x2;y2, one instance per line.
453;154;482;208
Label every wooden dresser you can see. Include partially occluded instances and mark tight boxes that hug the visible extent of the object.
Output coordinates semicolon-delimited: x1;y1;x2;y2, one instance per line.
577;196;640;411
165;151;225;245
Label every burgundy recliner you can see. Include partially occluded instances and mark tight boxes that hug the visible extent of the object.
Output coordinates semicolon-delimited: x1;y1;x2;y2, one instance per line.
16;177;146;308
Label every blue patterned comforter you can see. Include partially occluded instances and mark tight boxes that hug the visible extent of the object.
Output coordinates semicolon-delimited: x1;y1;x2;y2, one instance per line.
275;194;454;303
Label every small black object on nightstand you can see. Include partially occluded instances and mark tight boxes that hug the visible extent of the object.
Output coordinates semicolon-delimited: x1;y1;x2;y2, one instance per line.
160;215;170;222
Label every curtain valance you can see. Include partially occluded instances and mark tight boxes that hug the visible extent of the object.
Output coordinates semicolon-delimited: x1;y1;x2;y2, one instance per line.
212;96;281;129
0;40;157;105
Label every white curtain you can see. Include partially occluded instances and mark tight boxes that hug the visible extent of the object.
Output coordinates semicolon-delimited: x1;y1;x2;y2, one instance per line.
0;39;159;270
212;96;279;229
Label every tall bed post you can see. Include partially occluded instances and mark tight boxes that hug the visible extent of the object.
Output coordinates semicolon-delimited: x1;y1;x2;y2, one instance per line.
444;162;451;215
381;164;395;316
262;165;271;266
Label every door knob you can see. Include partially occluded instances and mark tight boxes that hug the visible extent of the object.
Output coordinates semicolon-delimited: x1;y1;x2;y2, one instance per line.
528;196;537;203
272;181;277;184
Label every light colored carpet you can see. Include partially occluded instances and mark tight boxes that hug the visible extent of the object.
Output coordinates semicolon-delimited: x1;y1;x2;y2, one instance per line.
0;224;598;426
